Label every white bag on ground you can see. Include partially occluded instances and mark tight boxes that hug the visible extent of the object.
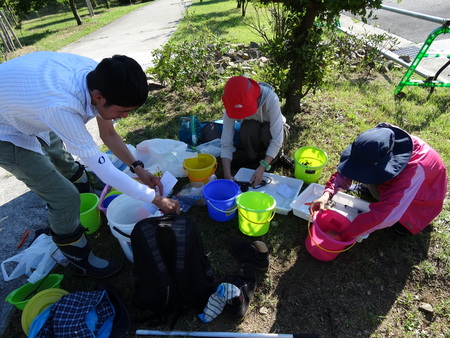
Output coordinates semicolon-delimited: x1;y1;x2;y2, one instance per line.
196;138;221;157
135;139;197;177
1;234;67;283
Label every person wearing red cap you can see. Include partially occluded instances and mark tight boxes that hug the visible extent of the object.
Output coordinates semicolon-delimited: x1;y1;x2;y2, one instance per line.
309;123;447;241
220;76;289;186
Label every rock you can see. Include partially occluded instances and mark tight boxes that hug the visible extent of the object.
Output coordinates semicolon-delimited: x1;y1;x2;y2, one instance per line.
226;49;236;58
216;66;226;74
399;55;411;63
419;302;433;313
259;306;269;315
247;48;260;59
147;81;165;91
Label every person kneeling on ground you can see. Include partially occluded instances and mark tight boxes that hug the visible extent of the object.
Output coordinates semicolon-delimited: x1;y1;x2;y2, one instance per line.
0;51;180;279
309;122;447;241
220;76;290;186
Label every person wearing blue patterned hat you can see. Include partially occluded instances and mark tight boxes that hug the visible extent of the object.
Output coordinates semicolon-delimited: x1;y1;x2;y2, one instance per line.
309;123;447;240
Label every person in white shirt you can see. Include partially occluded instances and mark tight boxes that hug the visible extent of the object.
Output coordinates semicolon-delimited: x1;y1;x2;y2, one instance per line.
0;51;180;278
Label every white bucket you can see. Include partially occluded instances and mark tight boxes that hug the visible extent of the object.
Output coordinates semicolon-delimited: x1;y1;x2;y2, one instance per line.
106;194;161;263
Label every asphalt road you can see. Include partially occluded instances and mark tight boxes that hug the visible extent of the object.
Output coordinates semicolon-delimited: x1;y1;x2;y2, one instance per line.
363;0;450;44
344;0;450;83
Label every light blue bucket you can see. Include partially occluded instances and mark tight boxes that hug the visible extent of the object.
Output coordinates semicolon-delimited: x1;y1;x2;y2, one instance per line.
202;179;240;222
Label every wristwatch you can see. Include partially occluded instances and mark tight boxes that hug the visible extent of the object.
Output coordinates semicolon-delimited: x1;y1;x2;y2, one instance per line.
129;160;144;173
260;160;271;171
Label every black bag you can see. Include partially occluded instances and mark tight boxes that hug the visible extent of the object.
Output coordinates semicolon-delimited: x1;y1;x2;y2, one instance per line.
130;215;215;322
200;120;241;146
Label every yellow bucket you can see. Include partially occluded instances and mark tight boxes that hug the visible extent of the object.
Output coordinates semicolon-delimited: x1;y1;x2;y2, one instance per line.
183;153;217;184
236;191;276;236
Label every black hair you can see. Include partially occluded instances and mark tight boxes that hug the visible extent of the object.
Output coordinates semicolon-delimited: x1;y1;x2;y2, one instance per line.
87;55;148;107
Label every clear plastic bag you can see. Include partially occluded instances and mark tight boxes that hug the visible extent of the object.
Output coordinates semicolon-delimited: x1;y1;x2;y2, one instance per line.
196;138;221;157
173;182;206;212
1;234;67;283
135;138;197;177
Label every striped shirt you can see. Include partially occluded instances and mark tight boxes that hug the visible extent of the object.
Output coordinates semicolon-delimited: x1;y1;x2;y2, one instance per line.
0;51;100;158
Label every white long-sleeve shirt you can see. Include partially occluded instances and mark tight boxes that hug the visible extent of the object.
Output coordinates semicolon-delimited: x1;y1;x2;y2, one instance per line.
0;51;155;203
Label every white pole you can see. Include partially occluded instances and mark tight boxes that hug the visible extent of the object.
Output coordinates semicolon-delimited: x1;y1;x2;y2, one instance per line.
135;330;295;338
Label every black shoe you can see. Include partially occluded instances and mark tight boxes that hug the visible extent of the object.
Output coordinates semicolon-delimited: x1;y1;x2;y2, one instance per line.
228;234;269;271
225;263;256;319
69;162;94;194
279;154;295;169
392;222;411;235
52;227;122;279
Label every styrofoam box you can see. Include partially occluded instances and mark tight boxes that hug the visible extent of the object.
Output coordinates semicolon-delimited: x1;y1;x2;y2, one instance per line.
290;183;371;221
234;168;304;215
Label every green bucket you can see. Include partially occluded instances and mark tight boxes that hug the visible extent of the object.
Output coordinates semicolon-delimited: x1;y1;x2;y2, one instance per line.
5;274;64;310
294;146;328;184
80;193;101;234
236;191;276;237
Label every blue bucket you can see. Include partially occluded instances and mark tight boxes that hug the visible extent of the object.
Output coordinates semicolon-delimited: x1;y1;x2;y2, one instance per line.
202;179;240;222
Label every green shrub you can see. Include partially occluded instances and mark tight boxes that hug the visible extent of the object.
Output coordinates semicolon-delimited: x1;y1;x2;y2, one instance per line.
147;28;228;91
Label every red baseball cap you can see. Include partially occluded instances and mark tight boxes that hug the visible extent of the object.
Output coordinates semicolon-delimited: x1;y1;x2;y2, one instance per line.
222;76;261;119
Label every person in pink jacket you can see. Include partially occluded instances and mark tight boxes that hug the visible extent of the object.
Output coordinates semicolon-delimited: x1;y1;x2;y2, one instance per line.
309;123;447;240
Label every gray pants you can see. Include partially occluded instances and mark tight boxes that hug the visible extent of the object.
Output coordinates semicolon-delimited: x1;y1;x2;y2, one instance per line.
0;132;80;235
240;120;290;161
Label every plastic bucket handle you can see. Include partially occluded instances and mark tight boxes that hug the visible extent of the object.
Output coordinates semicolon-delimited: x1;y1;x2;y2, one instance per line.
184;161;218;182
112;226;131;238
237;207;276;225
206;199;238;214
307;214;356;253
98;184;112;212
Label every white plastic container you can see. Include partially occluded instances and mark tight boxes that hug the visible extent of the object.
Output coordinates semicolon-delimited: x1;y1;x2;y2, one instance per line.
106;194;161;262
234;168;303;215
290;183;371;221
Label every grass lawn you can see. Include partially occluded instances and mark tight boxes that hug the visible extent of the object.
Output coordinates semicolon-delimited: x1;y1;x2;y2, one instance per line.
2;0;449;337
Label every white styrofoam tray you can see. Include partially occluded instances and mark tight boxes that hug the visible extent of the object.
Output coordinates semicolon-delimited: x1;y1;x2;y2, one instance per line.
234;168;304;215
290;183;371;221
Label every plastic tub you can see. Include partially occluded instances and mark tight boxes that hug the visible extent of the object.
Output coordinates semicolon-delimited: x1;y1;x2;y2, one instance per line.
106;194;161;263
236;191;276;236
305;209;356;261
21;288;69;335
183;153;217;184
5;274;64;310
80;193;101;234
202;179;240;222
294;146;328;184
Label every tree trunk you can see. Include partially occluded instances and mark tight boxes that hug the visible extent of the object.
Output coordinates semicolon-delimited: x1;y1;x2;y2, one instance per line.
85;0;95;17
241;0;248;16
68;0;83;25
284;83;303;115
283;0;322;113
